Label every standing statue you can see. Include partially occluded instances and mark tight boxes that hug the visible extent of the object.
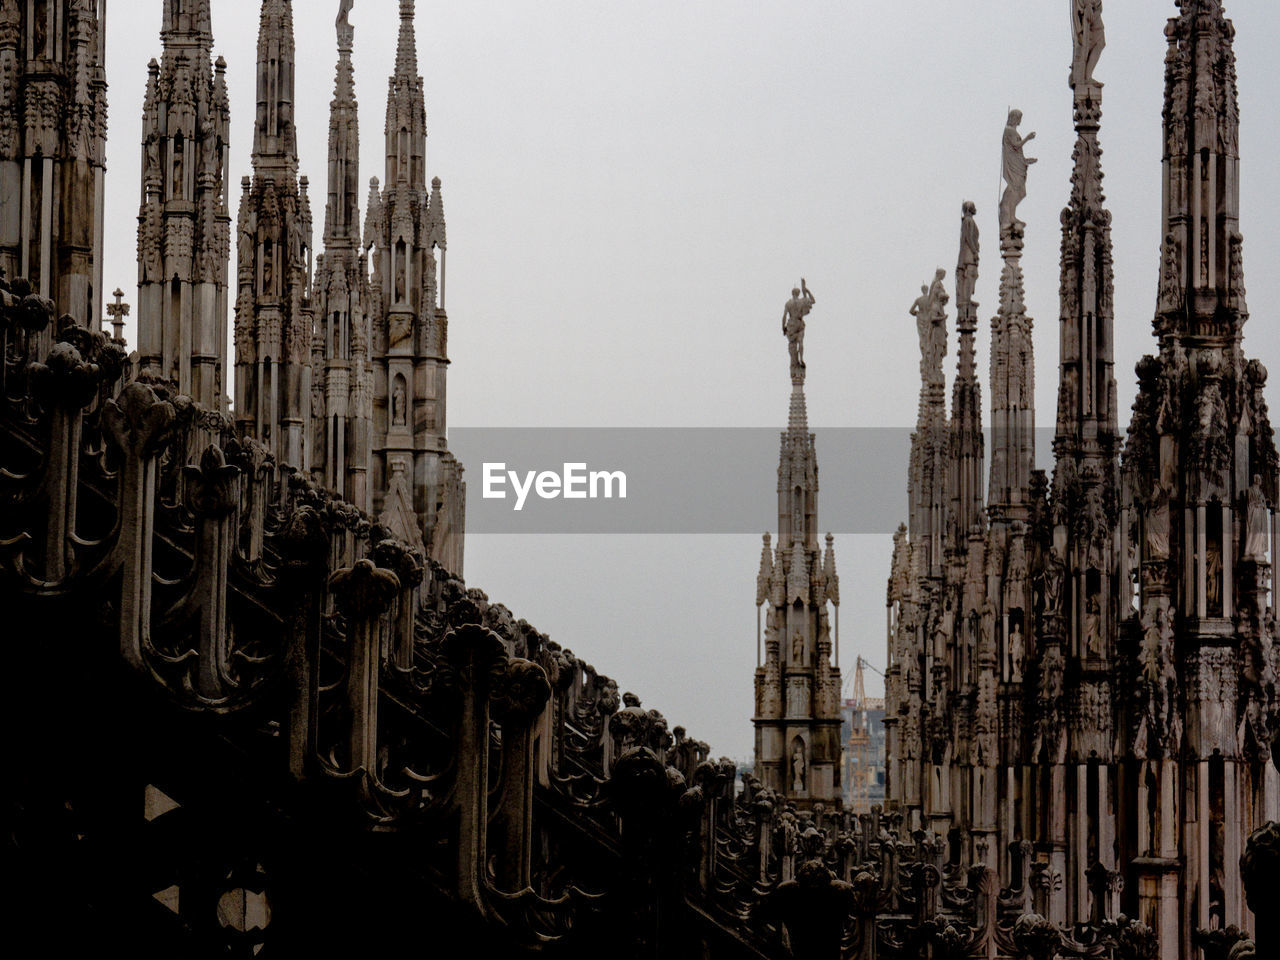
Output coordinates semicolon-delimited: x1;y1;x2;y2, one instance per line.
1244;475;1270;562
1009;622;1025;682
1085;595;1102;657
1041;547;1065;617
392;379;407;426
1205;541;1223;613
782;280;816;378
909;271;949;386
999;110;1037;234
1147;479;1171;560
956;201;980;312
337;0;354;28
171;137;185;200
144;135;161;187
792;743;806;793
929;269;949;383
1070;0;1106;88
910;282;930;363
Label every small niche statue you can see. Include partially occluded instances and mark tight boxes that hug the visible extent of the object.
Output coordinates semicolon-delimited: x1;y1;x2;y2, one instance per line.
1244;475;1270;562
792;743;806;793
392;379;407;426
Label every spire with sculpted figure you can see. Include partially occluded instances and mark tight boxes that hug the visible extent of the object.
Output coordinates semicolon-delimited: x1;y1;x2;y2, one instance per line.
752;281;842;810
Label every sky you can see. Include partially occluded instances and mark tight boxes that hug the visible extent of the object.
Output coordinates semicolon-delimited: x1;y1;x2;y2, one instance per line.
100;1;1280;761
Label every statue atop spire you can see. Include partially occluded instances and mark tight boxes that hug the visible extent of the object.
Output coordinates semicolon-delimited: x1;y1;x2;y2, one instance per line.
955;201;980;318
998;110;1037;244
337;0;354;49
909;268;948;387
947;202;985;549
1069;0;1105;89
781;279;815;381
756;279;842;808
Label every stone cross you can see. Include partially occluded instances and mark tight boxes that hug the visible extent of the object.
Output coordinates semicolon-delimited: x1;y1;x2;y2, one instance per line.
105;288;130;343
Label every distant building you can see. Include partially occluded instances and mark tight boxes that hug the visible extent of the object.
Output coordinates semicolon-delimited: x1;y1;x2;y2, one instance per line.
841;657;887;813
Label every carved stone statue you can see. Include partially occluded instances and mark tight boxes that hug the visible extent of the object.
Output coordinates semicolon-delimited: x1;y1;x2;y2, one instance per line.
782;280;815;378
1085;594;1101;657
1158;233;1182;313
1147;479;1170;560
1206;541;1223;613
956;201;980;312
171;136;184;199
337;0;354;28
910;283;930;364
144;135;161;187
1070;0;1106;88
1244;475;1270;562
999;110;1037;234
392;379;407;426
389;314;412;347
1041;548;1065;617
791;631;803;665
262;240;274;295
1009;622;1025;682
792;743;806;793
910;270;948;386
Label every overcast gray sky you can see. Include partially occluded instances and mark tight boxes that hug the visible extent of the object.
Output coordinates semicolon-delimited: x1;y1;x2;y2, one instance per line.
101;1;1280;760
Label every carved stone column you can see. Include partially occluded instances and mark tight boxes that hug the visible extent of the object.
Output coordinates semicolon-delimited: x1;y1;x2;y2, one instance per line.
228;437;273;566
442;621;508;910
28;335;102;583
184;444;242;703
329;558;399;774
102;381;175;670
371;537;423;672
491;658;551;892
278;503;330;778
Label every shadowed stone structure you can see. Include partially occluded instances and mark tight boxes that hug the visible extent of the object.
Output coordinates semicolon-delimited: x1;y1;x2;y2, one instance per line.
885;4;1280;957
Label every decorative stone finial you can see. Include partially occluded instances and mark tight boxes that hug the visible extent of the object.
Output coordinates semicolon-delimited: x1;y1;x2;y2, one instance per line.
106;288;130;343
